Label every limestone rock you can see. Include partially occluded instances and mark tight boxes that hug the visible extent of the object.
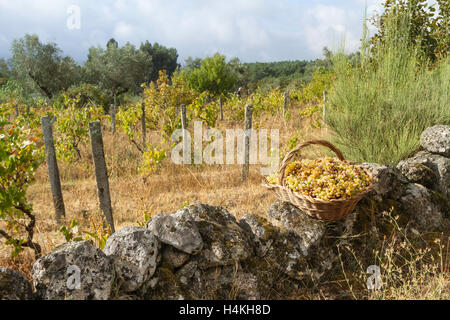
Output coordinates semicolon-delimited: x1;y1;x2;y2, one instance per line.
187;203;253;269
398;151;450;201
267;201;325;256
399;183;443;231
147;210;203;255
0;267;33;300
32;241;114;300
360;163;409;201
201;266;260;300
397;159;437;189
176;260;200;287
161;244;190;269
103;226;160;292
240;213;314;281
420;125;450;157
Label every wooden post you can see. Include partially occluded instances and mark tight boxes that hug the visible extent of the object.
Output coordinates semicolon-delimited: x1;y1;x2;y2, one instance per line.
322;90;328;124
15;105;19;118
283;91;289;117
89;121;115;233
180;104;189;164
41;116;65;223
110;104;116;134
242;104;253;181
141;102;146;149
219;97;223;121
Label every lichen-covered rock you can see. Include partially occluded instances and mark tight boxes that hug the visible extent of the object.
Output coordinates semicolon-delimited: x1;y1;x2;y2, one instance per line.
161;245;190;269
103;226;160;293
399;183;443;231
200;266;260;300
187;203;254;269
239;213;315;281
32;241;114;300
176;260;200;287
144;266;188;300
266;201;325;256
0;267;33;300
420;125;450;157
398;151;450;201
147;210;203;255
397;159;437;189
239;214;279;257
360;163;409;201
145;261;260;300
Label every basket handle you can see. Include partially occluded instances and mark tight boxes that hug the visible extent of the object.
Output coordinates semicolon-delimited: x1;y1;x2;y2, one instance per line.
278;140;345;186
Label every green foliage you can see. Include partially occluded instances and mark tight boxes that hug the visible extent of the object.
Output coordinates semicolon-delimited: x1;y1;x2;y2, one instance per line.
53;83;108;110
0;120;42;212
10;34;81;99
84;40;152;98
54;95;104;163
182;53;237;96
188;92;219;127
0;79;26;105
142;70;197;141
370;0;449;63
83;215;111;250
0;58;9;85
222;87;285;120
327;11;450;165
59;217;111;250
59;219;83;242
140;145;166;174
0;113;44;258
290;67;335;105
117;104;141;140
140;41;179;83
137;212;151;227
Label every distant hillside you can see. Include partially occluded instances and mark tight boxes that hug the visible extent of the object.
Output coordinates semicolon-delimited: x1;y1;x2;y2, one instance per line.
243;58;331;91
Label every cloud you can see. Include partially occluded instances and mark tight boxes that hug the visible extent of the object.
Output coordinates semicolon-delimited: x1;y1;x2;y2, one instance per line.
114;21;135;43
0;0;384;63
301;4;362;56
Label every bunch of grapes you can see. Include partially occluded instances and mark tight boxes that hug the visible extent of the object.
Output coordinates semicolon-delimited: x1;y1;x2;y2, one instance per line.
267;156;371;201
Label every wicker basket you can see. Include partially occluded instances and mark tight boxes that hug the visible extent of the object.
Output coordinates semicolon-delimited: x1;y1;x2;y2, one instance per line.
262;140;374;222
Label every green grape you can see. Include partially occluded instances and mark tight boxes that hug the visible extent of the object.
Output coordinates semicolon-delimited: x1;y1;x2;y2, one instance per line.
267;156;371;201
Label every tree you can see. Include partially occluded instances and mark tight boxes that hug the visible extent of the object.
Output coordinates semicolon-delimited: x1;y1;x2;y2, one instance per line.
0;58;9;86
10;34;81;99
183;56;202;73
84;39;153;101
228;57;250;88
370;0;449;63
140;41;179;83
182;53;237;97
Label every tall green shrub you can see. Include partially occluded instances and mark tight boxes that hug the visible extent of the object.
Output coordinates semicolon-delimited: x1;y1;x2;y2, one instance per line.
326;11;449;165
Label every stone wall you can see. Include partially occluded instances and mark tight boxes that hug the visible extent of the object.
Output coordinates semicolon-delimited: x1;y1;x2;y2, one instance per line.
1;125;448;300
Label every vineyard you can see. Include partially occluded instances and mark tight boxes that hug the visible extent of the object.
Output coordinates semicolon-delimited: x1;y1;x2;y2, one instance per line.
0;71;333;262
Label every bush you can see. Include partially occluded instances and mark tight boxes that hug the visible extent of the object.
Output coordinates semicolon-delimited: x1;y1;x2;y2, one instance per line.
53;83;108;111
326;12;450;165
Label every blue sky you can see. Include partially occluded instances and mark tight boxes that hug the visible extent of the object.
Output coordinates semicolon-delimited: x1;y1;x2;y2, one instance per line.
0;0;386;63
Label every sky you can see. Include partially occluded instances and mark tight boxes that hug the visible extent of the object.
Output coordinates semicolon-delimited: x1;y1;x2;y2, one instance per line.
0;0;387;64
